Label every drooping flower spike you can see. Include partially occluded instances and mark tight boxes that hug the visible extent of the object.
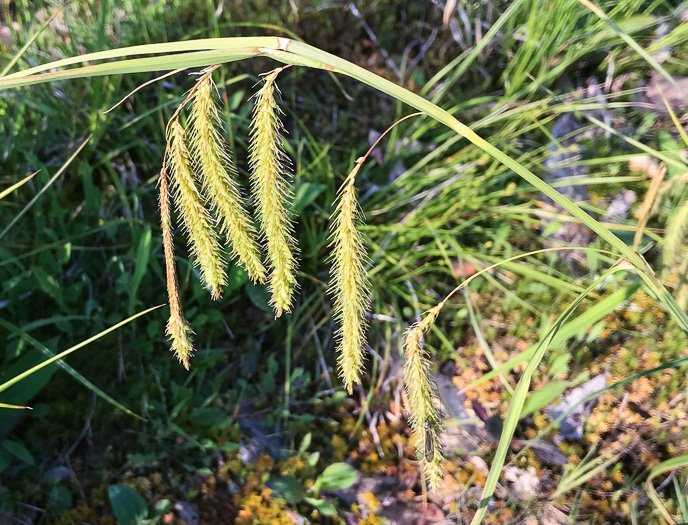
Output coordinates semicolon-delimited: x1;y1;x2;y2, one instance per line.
167;118;227;300
248;67;299;317
189;71;266;284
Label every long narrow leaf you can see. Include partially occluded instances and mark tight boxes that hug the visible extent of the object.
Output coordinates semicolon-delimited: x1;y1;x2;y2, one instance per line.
0;305;162;395
0;4;65;77
0;138;90;241
0;50;257;89
2;37;278;78
646;455;688;524
470;265;626;524
0;318;142;419
0;171;37;201
0;402;32;410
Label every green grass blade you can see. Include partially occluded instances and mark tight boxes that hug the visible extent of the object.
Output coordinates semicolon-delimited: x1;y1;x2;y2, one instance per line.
578;0;687;101
0;50;258;89
129;225;152;314
0;402;32;410
0;305;162;395
0;318;143;420
553;449;623;498
0;171;37;201
674;477;688;521
656;85;688;149
1;37;278;79
0;137;91;241
469;265;625;525
586;115;688;171
646;455;688;524
0;4;65;77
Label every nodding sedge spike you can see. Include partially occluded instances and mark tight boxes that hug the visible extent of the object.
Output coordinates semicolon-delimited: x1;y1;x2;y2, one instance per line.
403;305;445;489
189;72;267;284
167;119;226;300
330;163;371;394
159;164;194;369
248;67;298;317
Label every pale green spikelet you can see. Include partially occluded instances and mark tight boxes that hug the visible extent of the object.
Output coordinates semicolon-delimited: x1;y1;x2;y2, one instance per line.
159;163;194;369
330;163;371;394
249;67;298;317
189;72;267;284
664;197;688;268
403;305;445;490
168;119;226;299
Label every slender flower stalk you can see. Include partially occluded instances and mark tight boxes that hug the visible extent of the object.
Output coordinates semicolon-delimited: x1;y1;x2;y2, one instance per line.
189;72;266;283
159;161;194;369
249;67;298;317
403;304;444;490
330;163;370;394
168;119;226;299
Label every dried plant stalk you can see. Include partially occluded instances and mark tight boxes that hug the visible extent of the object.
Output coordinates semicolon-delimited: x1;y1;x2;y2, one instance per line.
168;119;226;299
403;305;444;489
159;163;194;369
249;67;298;316
664;197;688;268
330;163;370;394
189;72;266;284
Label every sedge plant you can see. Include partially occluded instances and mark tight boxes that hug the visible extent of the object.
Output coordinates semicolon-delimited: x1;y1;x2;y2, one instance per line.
3;33;688;523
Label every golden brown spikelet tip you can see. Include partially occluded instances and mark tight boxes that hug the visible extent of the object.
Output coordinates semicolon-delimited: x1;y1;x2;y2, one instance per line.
330;164;370;394
403;305;444;489
159;163;194;368
189;72;267;284
249;68;298;317
167;119;227;299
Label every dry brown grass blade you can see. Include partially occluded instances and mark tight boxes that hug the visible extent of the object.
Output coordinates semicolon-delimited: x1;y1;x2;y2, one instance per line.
632;158;667;251
105;68;187;114
443;0;458;29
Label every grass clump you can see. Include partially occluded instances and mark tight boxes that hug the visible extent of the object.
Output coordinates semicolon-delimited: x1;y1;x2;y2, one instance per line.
5;1;688;522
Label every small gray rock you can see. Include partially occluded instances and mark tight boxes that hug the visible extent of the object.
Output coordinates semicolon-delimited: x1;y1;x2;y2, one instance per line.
173;501;200;525
548;373;610;440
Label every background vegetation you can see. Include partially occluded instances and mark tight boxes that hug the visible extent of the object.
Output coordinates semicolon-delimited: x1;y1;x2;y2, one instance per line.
1;0;688;523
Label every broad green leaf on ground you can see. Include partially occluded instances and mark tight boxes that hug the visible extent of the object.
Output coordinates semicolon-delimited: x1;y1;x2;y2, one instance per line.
314;462;358;491
266;476;306;504
108;484;148;525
